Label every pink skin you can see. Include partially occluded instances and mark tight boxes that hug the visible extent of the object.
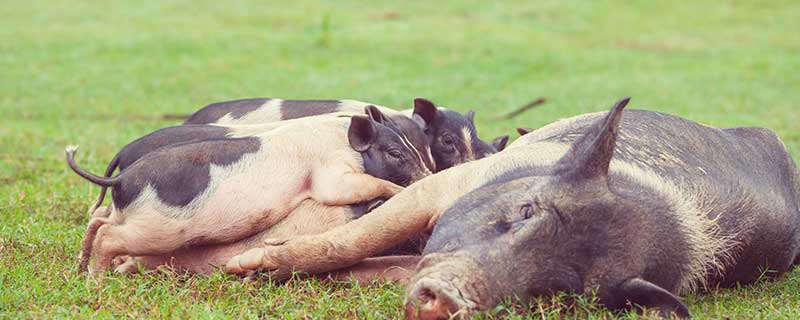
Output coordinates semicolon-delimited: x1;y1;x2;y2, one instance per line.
107;199;355;274
83;118;404;275
107;202;422;282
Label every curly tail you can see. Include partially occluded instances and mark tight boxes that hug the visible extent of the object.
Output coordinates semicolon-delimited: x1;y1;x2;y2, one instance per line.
65;145;121;187
86;152;121;215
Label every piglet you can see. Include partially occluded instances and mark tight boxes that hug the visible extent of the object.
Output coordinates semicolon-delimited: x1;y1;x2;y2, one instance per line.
85;107;404;217
66;115;430;275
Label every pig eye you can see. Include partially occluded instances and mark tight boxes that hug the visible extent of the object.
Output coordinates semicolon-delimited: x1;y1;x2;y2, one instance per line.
519;204;535;219
387;149;403;159
441;134;455;146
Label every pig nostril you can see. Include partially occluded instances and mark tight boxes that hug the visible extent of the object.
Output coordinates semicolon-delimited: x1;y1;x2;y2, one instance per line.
418;288;436;303
407;286;459;320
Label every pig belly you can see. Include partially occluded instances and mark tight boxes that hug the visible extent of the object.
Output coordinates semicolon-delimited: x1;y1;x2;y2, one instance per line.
183;166;311;244
115;168;310;256
135;200;354;274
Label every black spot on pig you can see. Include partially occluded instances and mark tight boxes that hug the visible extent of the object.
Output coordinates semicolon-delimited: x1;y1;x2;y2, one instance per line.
280;100;342;120
112;137;261;210
115;125;232;171
184;98;270;124
87;125;234;214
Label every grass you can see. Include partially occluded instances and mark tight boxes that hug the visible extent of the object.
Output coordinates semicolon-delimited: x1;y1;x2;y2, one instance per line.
1;0;799;318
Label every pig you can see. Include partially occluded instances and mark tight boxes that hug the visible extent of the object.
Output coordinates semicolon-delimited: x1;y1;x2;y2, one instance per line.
84;107;401;216
409;98;498;169
184;97;499;171
66;115;431;275
110;200;423;276
184;98;435;171
223;98;800;319
110;199;382;274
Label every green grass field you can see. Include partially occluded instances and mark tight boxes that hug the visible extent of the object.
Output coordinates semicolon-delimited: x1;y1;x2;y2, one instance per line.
2;0;799;318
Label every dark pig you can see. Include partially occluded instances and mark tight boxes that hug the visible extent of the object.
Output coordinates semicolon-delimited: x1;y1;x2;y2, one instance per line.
409;98;800;318
225;98;799;319
410;98;499;169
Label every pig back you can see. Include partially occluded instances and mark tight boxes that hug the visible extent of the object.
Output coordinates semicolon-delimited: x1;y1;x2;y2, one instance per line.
516;109;800;287
114;117;360;217
517;109;798;218
186;98;400;125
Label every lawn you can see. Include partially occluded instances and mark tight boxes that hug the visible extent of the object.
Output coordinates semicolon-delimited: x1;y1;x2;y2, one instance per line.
1;0;799;318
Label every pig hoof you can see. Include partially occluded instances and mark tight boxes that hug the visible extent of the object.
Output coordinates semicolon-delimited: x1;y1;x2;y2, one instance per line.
111;255;128;268
224;255;245;274
225;248;275;275
113;258;140;275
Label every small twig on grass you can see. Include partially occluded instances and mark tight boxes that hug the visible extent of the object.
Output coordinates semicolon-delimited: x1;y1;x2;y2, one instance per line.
492;97;546;120
161;114;190;121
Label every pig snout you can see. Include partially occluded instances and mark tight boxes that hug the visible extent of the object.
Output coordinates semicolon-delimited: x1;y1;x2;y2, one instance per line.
405;279;461;319
404;253;488;319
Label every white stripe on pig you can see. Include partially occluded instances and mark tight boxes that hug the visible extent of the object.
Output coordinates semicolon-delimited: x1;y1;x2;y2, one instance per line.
215;99;284;124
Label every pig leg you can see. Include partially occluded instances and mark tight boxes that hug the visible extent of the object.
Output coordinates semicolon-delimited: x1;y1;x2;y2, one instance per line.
112;200;358;275
316;255;421;284
312;169;404;206
90;221;183;275
111;237;263;275
225;160;487;278
78;217;112;273
88;223;126;274
88;214;198;275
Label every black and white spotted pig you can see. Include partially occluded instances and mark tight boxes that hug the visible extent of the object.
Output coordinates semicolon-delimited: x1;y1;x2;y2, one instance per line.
184;97;501;171
66;115;431;275
85;107;398;216
224;98;800;319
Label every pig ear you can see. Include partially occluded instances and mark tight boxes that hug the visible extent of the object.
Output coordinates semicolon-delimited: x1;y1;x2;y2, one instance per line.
555;97;630;181
491;135;509;152
611;278;690;319
466;110;476;123
517;127;534;136
364;105;388;124
348;115;377;152
412;98;438;129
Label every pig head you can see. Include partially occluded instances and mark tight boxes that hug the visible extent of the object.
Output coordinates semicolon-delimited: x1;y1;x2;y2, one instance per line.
406;98;800;318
